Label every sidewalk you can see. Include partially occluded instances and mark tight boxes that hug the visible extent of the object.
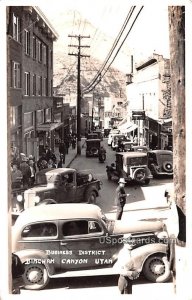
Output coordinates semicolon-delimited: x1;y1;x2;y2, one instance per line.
54;138;86;168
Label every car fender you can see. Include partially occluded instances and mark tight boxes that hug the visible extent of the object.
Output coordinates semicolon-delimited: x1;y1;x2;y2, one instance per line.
113;243;168;273
130;243;168;272
84;184;99;197
15;249;55;276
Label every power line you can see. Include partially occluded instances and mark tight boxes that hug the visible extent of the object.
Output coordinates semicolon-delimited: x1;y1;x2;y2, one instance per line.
83;6;144;94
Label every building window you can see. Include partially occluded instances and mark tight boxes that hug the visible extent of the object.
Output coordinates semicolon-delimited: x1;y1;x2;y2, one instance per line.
50;80;53;96
24;30;30;55
42;44;47;65
24;72;30;96
24;112;33;129
13;13;20;42
33;36;36;59
12;62;21;88
32;74;36;96
37;40;42;62
37;76;42;96
10;106;18;127
42;77;47;96
36;110;44;125
45;108;51;122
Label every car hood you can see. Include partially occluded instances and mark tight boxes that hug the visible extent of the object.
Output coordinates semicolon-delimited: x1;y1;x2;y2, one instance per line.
24;184;55;195
113;220;164;235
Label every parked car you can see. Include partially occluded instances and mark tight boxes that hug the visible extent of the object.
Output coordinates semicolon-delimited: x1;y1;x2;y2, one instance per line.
86;139;101;157
107;129;120;146
14;168;101;215
116;141;133;152
106;152;152;185
93;130;103;141
148;150;173;177
132;145;149;153
86;133;99;140
12;203;171;290
104;128;111;137
111;134;127;151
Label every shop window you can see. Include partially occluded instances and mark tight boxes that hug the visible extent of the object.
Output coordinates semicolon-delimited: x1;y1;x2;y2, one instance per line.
36;110;44;125
24;112;33;129
45;108;51;122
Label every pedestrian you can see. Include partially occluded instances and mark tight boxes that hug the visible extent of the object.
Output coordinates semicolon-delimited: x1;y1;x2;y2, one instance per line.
11;164;23;189
28;159;36;187
117;242;140;294
19;157;31;188
59;140;66;156
57;154;65;168
115;178;129;220
37;153;48;171
47;159;56;169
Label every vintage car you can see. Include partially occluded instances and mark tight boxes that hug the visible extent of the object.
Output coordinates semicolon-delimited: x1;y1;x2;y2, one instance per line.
14;168;101;214
86;133;99;140
132;145;149;153
111;134;127;151
116;141;133;152
107;129;120;146
86;139;101;157
104;128;111;137
106;152;152;185
12;203;171;290
93;130;103;141
148;150;173;177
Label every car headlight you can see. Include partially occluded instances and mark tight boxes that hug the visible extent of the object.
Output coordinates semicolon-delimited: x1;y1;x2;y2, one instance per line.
16;195;23;202
34;196;40;203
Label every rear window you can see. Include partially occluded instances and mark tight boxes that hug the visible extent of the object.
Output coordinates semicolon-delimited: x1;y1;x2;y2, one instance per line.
128;156;147;165
21;222;57;238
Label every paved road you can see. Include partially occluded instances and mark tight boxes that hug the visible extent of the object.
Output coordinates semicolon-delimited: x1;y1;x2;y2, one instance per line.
19;139;175;296
71;138;173;221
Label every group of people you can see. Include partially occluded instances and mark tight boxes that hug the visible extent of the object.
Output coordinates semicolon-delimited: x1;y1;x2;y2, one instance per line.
11;134;77;190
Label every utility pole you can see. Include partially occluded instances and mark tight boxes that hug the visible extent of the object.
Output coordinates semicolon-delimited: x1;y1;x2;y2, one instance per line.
68;35;90;155
168;6;186;296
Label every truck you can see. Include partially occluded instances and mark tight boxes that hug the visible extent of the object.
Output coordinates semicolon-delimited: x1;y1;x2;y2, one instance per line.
14;168;102;213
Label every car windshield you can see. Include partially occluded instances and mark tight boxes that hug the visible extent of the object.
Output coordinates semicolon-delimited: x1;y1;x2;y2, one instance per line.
127;156;147;165
35;172;48;185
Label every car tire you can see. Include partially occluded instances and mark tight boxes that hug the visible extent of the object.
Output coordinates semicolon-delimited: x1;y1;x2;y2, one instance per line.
23;263;49;290
133;168;146;182
142;254;171;283
85;190;97;204
144;179;150;185
37;199;57;205
162;161;173;173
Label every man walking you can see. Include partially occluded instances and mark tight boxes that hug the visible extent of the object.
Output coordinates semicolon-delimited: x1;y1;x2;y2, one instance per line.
115;178;129;220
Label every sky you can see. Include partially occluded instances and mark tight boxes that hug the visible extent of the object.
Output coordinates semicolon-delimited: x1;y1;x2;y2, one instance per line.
39;1;170;72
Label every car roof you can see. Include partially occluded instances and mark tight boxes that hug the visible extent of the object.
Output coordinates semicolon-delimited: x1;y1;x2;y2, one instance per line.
15;204;102;226
116;152;147;158
44;168;76;175
86;139;101;142
148;150;173;154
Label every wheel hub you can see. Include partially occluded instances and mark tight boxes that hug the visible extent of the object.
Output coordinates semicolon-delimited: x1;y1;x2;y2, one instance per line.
150;259;165;275
27;267;43;283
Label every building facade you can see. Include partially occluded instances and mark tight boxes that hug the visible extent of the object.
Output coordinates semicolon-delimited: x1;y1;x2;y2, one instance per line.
7;6;58;159
126;53;172;149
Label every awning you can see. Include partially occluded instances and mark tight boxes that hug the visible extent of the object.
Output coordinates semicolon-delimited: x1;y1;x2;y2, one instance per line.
36;122;63;132
119;122;138;133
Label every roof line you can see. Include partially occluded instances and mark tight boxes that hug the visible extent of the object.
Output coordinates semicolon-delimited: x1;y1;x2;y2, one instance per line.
34;6;59;39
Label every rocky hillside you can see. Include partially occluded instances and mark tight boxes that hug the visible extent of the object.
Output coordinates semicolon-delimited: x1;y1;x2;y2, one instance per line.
50;9;129;102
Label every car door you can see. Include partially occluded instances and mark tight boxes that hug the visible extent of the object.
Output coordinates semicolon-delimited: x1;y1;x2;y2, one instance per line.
55;172;76;203
58;219;114;270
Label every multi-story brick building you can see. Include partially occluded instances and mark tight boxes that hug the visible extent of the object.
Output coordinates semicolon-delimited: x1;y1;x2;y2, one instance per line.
7;6;58;159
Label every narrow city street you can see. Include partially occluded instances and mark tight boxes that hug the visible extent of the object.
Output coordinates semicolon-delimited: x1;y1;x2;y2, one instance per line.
71;138;172;221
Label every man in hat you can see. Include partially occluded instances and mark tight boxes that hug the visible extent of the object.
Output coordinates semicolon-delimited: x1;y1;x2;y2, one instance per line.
115;178;129;220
